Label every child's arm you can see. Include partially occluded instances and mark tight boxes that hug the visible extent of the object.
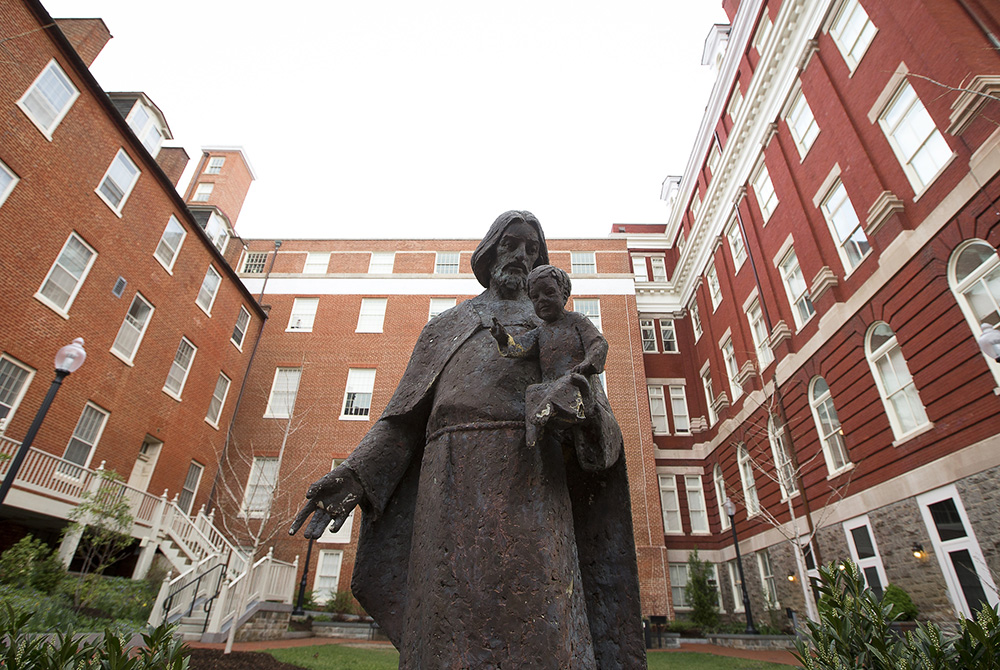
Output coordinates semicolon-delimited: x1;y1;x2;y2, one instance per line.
570;317;608;376
491;316;539;359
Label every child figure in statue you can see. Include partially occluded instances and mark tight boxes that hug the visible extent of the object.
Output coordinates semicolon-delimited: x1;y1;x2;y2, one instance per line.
491;264;608;447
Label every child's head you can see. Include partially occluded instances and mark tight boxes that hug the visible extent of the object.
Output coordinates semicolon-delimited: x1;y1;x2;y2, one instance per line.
527;264;571;322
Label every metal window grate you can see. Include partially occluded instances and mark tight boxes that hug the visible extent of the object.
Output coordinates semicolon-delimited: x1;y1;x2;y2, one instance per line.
112;276;127;298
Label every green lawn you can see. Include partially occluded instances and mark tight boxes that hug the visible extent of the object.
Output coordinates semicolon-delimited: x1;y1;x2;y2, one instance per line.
265;645;795;669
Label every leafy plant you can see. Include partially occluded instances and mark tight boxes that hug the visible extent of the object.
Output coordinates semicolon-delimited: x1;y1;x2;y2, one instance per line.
324;590;358;615
0;534;64;593
685;549;719;629
881;583;918;622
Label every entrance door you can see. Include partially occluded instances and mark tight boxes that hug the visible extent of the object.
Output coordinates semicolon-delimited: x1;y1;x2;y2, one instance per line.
127;436;161;492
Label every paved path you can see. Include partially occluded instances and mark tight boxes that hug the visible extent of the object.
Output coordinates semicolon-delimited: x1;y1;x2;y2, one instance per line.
189;636;802;666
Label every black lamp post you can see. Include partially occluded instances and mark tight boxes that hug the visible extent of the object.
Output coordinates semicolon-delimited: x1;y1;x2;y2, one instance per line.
0;338;87;506
292;537;315;615
725;497;757;635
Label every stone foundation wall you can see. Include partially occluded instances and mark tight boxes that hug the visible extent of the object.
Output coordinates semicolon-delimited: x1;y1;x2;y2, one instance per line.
234;606;292;643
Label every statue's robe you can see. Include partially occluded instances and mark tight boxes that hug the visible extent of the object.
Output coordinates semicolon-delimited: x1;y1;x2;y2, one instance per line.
344;292;647;669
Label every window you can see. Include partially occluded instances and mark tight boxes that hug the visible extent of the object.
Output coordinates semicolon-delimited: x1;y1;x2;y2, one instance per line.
746;301;773;367
435;252;460;274
640;320;657;352
571;252;596;274
726;220;747;270
154;216;186;272
727;561;744;612
809;377;851;474
690;300;703;340
206;372;231;427
342;368;376;419
702;368;718;426
714;465;730;530
670;563;689;609
111;293;154;363
0;159;18;208
738;445;759;515
18;59;79;138
199;211;229;253
706;264;722;310
196;266;222;314
917;485;999;617
660;319;677;353
778;249;815;327
125;103;163;156
287;297;319;332
722;338;741;401
822;181;870;272
751;163;778;221
0;355;34;425
163;338;196;398
265;367;301;418
313;550;343;604
61;403;109;475
96;149;140;213
669;386;690;435
728;83;744;120
369;252;395;274
632;255;647;282
650;256;667;282
879;81;952;193
304;252;329;274
429;298;456;320
232;306;251;349
356;298;387;333
829;0;877;71
787;88;819;156
865;322;929;440
241;457;279;518
686;475;709;533
769;417;798;498
658;475;682;533
948;240;1000;384
842;516;888;598
753;10;773;52
648;385;668;434
756;551;778;607
192;183;214;202
36;232;96;315
242;251;267;274
206;156;225;174
573;299;601;331
177;462;203;515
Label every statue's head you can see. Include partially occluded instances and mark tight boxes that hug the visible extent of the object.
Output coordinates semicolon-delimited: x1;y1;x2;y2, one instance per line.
471;210;549;291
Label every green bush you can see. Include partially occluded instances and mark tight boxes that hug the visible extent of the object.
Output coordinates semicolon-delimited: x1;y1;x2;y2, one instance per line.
0;534;65;593
324;590;358;615
881;583;918;621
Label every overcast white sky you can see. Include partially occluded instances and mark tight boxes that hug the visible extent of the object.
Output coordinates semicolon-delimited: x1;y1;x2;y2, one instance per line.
43;1;727;240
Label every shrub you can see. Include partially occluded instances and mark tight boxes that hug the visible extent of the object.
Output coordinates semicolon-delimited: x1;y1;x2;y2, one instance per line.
881;583;918;621
685;549;719;629
0;534;65;593
324;590;357;615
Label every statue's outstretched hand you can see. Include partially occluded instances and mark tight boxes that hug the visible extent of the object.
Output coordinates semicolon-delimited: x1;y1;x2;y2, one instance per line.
490;316;509;346
289;465;365;540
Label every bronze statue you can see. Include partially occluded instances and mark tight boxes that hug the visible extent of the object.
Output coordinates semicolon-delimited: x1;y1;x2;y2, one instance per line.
291;211;646;669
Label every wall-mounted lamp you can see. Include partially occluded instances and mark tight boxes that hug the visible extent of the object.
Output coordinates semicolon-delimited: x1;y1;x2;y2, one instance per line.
912;543;926;559
787;572;796;582
837;562;846;571
977;323;1000;361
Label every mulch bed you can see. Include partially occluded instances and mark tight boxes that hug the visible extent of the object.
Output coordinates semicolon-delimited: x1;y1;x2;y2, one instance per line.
187;648;306;670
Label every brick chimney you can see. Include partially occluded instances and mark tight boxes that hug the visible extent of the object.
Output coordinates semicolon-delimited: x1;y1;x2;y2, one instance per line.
54;18;112;68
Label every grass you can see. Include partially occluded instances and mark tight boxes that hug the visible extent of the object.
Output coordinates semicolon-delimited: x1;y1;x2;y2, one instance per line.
265;644;795;669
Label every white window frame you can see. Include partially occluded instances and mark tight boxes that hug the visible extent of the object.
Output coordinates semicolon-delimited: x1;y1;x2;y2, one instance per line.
728;82;744;121
573;298;602;331
125;102;164;157
648;385;668;434
429;297;456;321
196;266;222;315
686;475;709;534
756;550;779;608
829;0;877;73
356;298;387;333
669;385;690;435
435;252;460;274
96;149;140;215
746;300;774;368
706;263;722;311
751;162;778;222
658;474;683;534
232;306;251;350
303;252;330;274
650;256;667;282
948;240;1000;386
660;319;678;353
205;372;231;428
842;515;889;597
640;320;658;353
205;156;225;174
177;461;203;515
0;159;19;208
201;211;229;254
163;337;197;399
192;183;214;202
313;549;344;604
264;367;302;419
670;562;690;610
690;300;703;341
722;338;742;401
61;402;109;475
153;215;186;273
702;367;718;426
110;292;154;364
917;484;1000;618
727;560;744;612
822;180;871;273
241;457;279;519
738;445;760;516
35;232;97;316
632;255;648;282
778;248;815;328
786;87;820;157
714;464;730;530
287;297;319;332
809;377;852;475
0;355;35;427
726;220;747;270
242;251;268;274
752;10;773;53
877;80;953;194
17;59;79;140
571;251;596;274
369;251;395;274
341;368;376;420
865;322;930;441
768;417;798;498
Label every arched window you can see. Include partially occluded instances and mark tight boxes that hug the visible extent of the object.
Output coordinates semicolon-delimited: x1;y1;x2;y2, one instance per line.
949;239;1000;328
714;464;730;530
737;445;759;516
809;377;851;474
865;322;929;440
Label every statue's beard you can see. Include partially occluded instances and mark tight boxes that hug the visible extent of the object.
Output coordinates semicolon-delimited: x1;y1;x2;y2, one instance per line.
492;266;528;298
